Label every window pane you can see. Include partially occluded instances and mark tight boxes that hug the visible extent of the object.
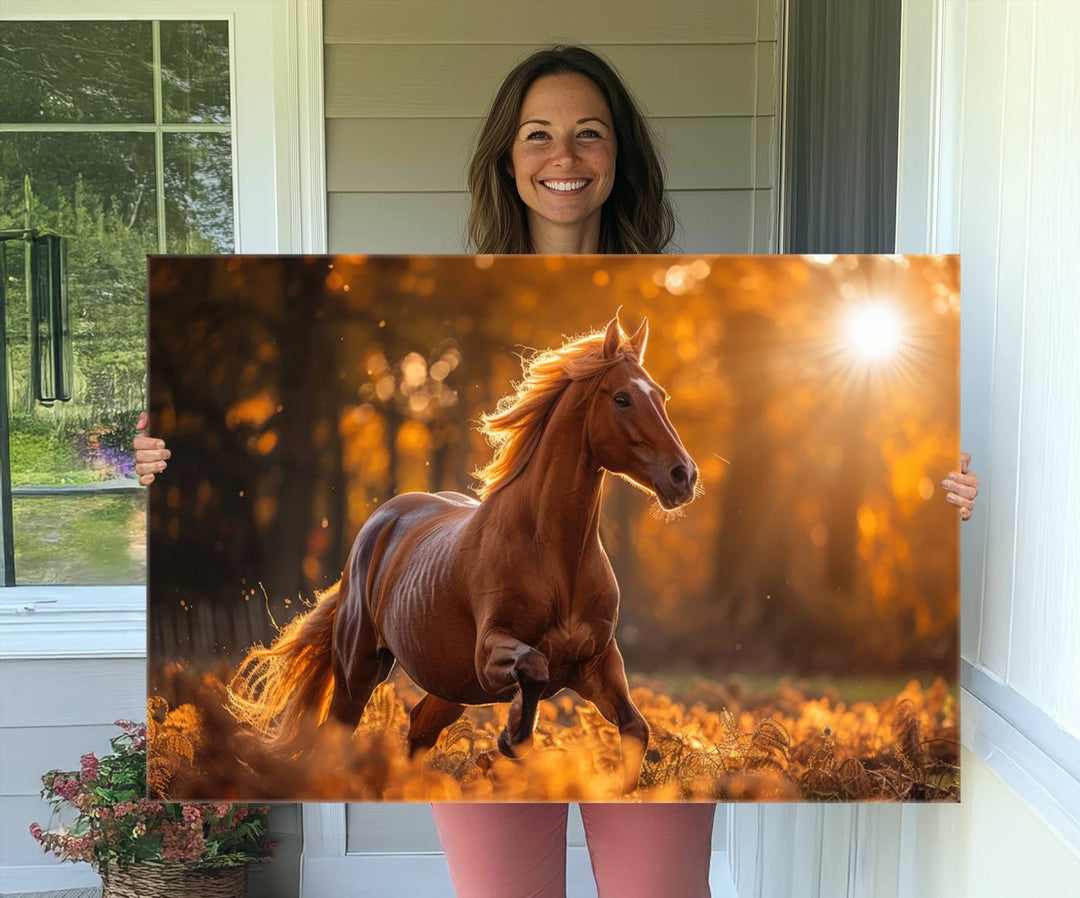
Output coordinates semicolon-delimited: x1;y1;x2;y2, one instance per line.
12;493;146;585
160;21;232;124
1;18;236;587
0;132;159;242
0;22;154;124
164;133;235;252
2;133;155;496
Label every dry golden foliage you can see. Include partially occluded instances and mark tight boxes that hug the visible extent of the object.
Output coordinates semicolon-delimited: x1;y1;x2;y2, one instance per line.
147;668;959;803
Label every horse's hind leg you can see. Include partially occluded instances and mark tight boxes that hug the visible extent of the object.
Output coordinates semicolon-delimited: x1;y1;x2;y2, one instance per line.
326;647;396;732
407;694;466;757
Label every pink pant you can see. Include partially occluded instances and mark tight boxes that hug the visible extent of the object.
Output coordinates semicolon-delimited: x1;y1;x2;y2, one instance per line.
430;803;715;898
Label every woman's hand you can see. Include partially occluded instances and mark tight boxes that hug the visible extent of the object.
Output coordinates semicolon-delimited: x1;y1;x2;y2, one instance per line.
133;411;170;486
941;452;979;521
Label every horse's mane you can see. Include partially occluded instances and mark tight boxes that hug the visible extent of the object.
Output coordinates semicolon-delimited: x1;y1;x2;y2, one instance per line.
473;326;640;500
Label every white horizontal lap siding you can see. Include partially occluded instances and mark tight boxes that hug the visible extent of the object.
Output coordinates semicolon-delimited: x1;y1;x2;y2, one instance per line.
324;0;762;45
0;659;146;869
324;0;780;256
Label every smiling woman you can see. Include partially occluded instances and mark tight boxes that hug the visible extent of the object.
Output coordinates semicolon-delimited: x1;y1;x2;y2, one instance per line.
132;38;982;898
465;45;674;255
509;73;617;251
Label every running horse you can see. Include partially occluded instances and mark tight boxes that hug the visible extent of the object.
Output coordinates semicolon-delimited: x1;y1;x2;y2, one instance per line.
228;315;699;793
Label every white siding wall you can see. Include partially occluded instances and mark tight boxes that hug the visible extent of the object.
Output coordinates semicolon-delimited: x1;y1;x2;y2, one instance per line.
728;1;1080;895
0;659;145;888
323;0;782;254
934;0;1079;737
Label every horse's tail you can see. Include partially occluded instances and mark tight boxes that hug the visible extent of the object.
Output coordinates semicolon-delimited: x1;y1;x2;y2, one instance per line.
227;580;343;749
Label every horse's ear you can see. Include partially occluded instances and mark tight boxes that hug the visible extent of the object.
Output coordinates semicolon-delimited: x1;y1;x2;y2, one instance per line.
602;315;623;359
628;317;648;363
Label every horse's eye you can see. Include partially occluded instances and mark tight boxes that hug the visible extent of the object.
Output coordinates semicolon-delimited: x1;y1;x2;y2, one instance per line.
614;393;631;408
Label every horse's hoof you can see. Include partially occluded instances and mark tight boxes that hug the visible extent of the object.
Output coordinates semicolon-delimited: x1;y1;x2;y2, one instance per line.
497;728;515;757
497;728;531;759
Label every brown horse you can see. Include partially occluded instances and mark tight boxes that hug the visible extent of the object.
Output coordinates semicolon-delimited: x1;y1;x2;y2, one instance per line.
228;315;699;793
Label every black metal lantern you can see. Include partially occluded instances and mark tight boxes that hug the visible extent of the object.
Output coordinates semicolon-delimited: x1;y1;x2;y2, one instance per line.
30;233;73;404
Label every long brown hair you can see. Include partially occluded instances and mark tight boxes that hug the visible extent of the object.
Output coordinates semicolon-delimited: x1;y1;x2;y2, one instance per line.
466;45;676;254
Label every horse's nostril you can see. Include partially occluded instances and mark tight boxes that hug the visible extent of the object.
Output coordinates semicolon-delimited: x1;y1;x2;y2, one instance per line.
671;465;689;488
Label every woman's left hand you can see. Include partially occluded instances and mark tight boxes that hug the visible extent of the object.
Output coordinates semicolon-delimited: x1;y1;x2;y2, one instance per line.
941;452;979;521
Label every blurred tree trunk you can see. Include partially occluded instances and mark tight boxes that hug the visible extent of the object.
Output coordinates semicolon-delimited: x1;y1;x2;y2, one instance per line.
267;260;330;603
824;428;862;595
709;311;790;639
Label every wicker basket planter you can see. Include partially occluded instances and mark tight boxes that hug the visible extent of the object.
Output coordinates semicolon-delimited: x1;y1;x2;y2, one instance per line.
101;862;247;898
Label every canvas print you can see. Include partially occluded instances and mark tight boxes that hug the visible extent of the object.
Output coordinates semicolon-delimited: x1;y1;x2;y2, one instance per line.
147;254;960;802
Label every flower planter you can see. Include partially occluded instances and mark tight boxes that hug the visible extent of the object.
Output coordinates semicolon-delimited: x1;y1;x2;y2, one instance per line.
31;721;273;891
101;861;247;898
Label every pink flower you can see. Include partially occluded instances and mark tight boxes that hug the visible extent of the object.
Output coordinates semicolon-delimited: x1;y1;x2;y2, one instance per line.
63;833;95;863
113;801;136;818
80;753;99;782
181;805;202;824
52;777;80;801
29;822;43;842
138;799;165;817
160;821;206;863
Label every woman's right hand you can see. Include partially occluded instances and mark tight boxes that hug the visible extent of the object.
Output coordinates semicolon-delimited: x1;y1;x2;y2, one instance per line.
133;411;170;486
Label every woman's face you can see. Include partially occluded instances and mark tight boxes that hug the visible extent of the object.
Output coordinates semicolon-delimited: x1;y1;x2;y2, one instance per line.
509;73;617;235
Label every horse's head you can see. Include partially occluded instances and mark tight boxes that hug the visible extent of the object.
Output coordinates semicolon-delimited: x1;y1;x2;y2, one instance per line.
587;316;699;511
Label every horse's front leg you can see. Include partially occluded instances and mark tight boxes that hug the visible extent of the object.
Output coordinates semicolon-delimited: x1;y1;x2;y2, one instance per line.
477;629;549;759
567;639;650;795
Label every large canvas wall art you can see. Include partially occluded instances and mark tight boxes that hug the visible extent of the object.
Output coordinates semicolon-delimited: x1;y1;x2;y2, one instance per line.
147;254;960;802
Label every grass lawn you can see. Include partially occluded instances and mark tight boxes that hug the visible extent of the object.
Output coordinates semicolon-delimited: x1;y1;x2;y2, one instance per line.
13;492;145;585
646;668;957;705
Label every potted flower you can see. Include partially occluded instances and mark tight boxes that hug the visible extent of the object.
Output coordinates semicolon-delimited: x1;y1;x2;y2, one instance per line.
30;720;273;897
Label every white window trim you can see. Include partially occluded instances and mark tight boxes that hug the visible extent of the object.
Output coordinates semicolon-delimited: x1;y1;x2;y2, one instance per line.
0;0;326;658
962;670;1080;853
0;585;145;658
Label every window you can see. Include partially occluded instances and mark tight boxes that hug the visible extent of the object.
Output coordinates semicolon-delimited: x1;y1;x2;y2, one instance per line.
0;0;320;662
1;18;235;585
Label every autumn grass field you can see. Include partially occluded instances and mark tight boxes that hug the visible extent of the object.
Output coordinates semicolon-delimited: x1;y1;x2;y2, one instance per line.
147;664;958;804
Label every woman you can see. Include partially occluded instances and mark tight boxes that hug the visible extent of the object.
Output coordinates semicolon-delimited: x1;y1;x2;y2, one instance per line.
135;46;979;898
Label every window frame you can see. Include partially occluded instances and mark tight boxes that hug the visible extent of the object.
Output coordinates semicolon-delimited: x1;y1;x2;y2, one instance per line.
0;0;326;658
